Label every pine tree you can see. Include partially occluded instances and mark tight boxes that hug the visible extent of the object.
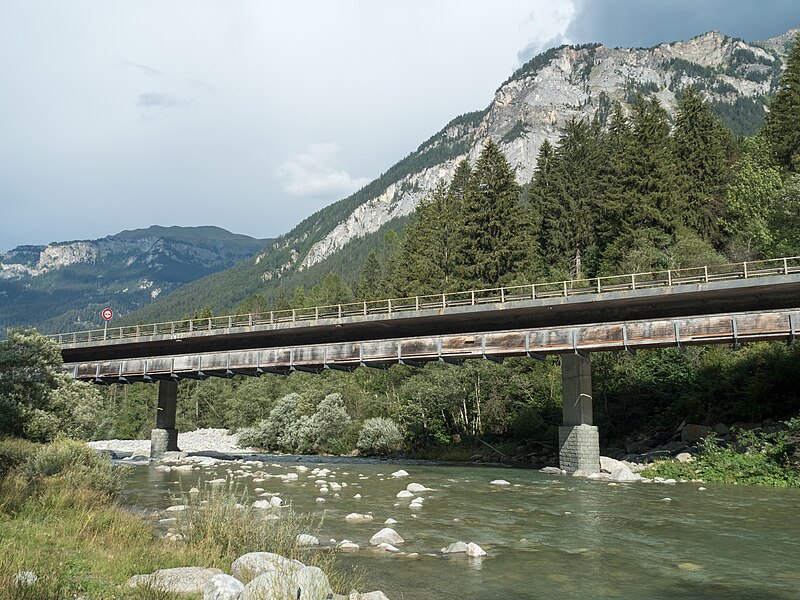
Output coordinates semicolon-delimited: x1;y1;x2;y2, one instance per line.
453;140;537;287
765;34;800;172
673;87;732;241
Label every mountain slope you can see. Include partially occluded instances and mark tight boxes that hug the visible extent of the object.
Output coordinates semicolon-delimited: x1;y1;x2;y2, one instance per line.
117;29;799;324
0;226;268;332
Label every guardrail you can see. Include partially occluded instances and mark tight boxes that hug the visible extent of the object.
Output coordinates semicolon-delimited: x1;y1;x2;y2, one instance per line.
44;256;800;346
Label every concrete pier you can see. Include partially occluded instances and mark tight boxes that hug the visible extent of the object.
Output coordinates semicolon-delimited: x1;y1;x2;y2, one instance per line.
558;353;599;474
150;380;180;459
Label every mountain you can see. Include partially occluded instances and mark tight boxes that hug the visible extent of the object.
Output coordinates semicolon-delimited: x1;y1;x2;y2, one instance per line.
0;226;269;333
87;29;800;326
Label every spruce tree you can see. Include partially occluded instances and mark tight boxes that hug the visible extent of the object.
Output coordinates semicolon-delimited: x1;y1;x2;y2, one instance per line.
765;34;800;172
538;118;604;279
673;87;731;241
453;140;536;287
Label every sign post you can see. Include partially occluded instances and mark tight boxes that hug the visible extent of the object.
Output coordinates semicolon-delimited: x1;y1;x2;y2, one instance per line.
102;307;113;340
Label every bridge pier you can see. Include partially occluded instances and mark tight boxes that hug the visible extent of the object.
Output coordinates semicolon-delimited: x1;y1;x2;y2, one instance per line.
150;380;180;459
558;353;599;474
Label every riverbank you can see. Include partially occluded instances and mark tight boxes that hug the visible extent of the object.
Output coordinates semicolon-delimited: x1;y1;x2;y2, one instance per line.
0;438;374;599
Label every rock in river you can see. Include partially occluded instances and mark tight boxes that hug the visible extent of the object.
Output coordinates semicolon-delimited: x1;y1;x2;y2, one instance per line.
370;528;404;546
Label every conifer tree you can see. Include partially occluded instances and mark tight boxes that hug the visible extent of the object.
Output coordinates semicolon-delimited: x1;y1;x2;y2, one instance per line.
453;140;536;287
673;87;732;241
538;118;604;279
399;181;459;294
765;34;800;172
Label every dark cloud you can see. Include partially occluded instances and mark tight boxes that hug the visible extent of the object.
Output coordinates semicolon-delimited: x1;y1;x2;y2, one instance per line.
136;92;187;109
566;0;800;48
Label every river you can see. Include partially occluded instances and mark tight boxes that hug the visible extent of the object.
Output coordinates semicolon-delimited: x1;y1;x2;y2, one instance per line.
120;456;800;599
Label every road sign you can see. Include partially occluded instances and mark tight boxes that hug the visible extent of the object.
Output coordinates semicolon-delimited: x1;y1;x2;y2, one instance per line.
101;308;113;321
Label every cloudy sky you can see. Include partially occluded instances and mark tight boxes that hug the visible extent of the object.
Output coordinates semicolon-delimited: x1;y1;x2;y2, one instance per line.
1;1;798;250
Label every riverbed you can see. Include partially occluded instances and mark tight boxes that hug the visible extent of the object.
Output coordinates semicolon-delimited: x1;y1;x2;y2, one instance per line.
119;455;800;599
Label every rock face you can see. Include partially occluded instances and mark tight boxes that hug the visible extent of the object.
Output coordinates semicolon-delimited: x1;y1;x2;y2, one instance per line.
250;29;795;280
127;567;223;595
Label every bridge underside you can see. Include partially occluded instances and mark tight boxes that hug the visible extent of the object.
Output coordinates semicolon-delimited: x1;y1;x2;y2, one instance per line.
66;309;798;383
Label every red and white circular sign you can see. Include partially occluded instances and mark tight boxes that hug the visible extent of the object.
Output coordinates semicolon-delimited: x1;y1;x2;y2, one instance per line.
101;308;114;321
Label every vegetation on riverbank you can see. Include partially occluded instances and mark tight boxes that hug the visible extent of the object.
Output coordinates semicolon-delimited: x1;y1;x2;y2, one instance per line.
643;418;800;487
0;438;360;598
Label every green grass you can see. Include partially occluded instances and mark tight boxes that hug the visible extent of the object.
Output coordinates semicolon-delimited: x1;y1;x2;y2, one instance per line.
0;439;362;598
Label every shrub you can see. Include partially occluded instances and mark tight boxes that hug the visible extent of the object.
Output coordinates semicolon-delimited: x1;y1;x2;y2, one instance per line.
356;417;404;456
313;393;351;452
238;393;300;450
0;438;39;480
22;438;127;496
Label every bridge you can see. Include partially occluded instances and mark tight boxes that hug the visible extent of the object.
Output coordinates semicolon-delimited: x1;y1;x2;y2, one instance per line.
52;257;800;470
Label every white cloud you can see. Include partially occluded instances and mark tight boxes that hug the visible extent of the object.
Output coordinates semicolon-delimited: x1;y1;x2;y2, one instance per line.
274;142;370;199
517;1;577;63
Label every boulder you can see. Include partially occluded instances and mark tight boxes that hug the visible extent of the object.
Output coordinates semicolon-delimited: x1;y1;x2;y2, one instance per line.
203;574;244;600
538;466;564;475
396;490;414;498
296;534;319;547
391;470;409;478
240;566;331;600
345;513;373;522
251;500;271;509
609;467;640;482
128;567;223;595
337;540;360;551
675;452;693;463
466;542;487;557
681;424;711;444
406;483;431;493
269;496;282;508
489;479;511;486
165;504;188;512
599;456;626;474
369;528;404;546
375;542;401;552
360;592;391;600
231;552;303;584
441;541;469;554
384;518;398;525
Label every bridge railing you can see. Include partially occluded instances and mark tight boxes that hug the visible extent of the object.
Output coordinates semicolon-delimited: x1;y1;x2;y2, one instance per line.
45;255;800;345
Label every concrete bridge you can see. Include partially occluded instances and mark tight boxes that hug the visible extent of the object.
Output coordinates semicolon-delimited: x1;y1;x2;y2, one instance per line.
51;257;800;469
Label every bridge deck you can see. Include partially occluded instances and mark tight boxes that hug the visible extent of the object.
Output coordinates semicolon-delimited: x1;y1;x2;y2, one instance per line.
67;308;799;383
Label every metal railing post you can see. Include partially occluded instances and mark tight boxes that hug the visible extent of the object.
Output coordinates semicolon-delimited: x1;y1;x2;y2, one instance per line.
784;257;789;275
270;311;274;325
563;281;568;297
292;309;296;322
228;316;232;328
208;318;212;331
189;319;193;332
338;305;342;319
704;266;709;283
471;290;476;305
500;288;505;303
388;299;392;314
415;296;420;311
531;284;536;300
363;301;367;316
249;314;253;327
596;278;601;294
667;270;672;286
743;261;748;279
631;273;636;290
442;293;446;308
315;307;319;320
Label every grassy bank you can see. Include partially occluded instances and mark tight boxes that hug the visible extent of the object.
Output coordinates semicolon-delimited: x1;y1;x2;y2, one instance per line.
0;438;361;599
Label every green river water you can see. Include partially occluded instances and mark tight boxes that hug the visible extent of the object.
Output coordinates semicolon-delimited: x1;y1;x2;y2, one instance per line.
121;457;800;599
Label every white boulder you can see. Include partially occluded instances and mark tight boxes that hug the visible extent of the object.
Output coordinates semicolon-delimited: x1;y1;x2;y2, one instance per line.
203;574;244;600
127;567;222;594
369;528;404;546
231;552;303;584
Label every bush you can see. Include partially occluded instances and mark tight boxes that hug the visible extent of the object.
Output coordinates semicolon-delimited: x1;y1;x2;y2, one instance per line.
22;438;127;496
238;393;300;450
313;393;351;452
0;438;39;480
356;417;404;456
